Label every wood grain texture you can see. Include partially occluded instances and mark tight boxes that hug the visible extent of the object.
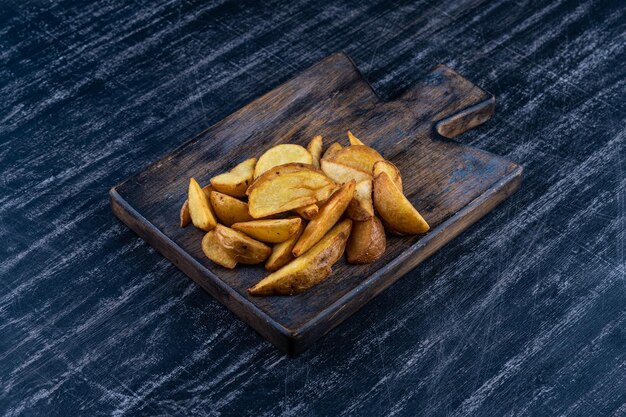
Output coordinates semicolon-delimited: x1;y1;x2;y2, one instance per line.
1;0;625;415
111;52;521;354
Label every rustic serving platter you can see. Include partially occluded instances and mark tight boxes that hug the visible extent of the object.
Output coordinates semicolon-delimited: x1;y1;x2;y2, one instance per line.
110;52;522;354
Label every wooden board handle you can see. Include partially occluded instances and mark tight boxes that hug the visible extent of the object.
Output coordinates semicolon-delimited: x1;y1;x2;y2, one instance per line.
398;65;495;139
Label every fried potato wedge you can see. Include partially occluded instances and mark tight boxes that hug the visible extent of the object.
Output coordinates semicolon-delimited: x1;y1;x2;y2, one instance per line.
180;184;213;227
321;159;371;184
209;191;253;226
373;160;402;191
210;158;256;197
322;142;343;160
249;219;352;296
202;230;237;269
373;172;429;234
232;217;302;243
307;135;323;168
254;144;313;178
346;179;374;221
265;221;306;272
247;163;336;218
188;178;217;231
214;224;271;264
294;204;319;220
292;180;355;257
347;131;365;145
346;216;386;264
328;145;384;173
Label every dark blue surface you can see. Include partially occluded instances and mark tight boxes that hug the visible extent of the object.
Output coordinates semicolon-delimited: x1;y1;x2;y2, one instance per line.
1;0;625;415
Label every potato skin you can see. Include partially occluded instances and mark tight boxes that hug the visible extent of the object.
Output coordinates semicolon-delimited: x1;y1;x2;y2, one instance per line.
346;216;386;264
373;172;429;234
202;231;237;269
214;224;271;264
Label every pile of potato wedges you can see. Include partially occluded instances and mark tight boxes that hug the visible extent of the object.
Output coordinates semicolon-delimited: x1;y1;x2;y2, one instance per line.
180;132;429;296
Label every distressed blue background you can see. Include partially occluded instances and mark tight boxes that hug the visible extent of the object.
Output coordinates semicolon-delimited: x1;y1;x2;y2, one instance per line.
1;0;625;415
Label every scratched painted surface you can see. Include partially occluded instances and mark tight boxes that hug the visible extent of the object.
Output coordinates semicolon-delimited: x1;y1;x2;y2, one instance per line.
1;0;625;416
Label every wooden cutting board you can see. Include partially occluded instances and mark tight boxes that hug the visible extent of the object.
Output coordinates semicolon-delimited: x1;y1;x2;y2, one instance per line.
110;52;523;354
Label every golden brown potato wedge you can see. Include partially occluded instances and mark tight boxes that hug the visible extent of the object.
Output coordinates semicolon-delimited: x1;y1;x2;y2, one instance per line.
214;224;271;264
180;184;213;227
328;145;384;173
210;158;256;197
346;179;374;221
265;221;306;272
231;217;302;243
292;180;355;257
247;163;336;218
249;219;352;295
373;160;402;191
346;216;386;264
254;144;313;178
321;159;371;184
347;130;365;145
202;230;237;269
373;172;429;234
188;178;217;231
307;135;323;168
209;191;253;226
294;204;319;220
322;142;343;160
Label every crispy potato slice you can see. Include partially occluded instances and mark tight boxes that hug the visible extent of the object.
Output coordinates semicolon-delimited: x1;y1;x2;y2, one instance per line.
188;178;217;231
307;135;323;168
209;191;253;226
247;163;336;218
232;217;302;243
249;219;352;296
214;224;271;264
210;158;256;197
294;204;319;220
292;181;355;257
265;221;306;272
346;216;386;264
321;159;371;184
347;131;365;145
202;230;237;269
180;184;213;227
254;144;313;178
322;142;343;160
373;160;402;191
346;179;374;221
329;145;384;173
373;172;429;234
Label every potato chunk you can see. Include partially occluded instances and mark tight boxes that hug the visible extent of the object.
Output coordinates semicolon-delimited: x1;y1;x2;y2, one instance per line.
210;158;256;197
247;163;336;218
292;180;355;257
373;172;429;234
188;178;217;231
249;219;352;296
346;216;386;264
307;135;323;168
254;144;312;178
231;218;302;243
